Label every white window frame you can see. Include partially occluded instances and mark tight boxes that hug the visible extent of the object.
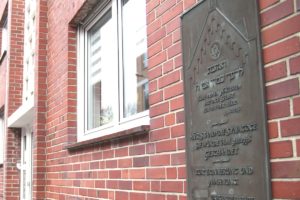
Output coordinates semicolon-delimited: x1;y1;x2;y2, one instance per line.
1;17;7;56
77;0;149;141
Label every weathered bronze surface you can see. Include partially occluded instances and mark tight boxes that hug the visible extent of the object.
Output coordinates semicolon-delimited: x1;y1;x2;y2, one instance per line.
181;0;271;199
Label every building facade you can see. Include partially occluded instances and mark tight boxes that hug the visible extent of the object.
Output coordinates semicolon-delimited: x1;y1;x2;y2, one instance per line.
0;0;299;199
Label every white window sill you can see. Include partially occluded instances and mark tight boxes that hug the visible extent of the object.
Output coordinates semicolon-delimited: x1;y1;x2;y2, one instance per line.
7;100;34;128
66;125;149;151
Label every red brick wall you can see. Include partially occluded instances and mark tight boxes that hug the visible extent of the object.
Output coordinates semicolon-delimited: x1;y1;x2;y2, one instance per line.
3;0;24;199
42;0;300;199
260;0;300;199
6;0;24;117
31;0;48;199
0;0;299;199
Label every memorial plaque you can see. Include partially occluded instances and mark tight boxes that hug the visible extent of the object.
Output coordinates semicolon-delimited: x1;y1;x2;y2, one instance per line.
181;0;271;199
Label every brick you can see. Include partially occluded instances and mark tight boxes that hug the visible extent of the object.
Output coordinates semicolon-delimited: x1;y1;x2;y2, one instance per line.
115;147;128;157
176;110;185;123
150;116;164;129
148;41;162;58
165;113;175;126
148;27;166;47
147;143;156;154
163;34;173;50
271;161;300;178
161;2;183;25
147;11;155;24
266;78;299;101
166;167;177;179
163;60;174;74
129;169;145;179
147;19;162;37
167;195;178;200
133;156;149;167
290;55;300;75
147;194;165;200
268;122;278;139
171;152;185;165
116;191;128;200
133;181;150;191
150;102;169;117
173;29;181;43
106;160;118;168
267;99;290;119
294;96;300;115
151;181;161;192
270;140;293;158
272;181;300;199
156;139;177;153
109;170;121;179
164;82;184;99
150;154;171;166
146;168;166;179
118;158;132;168
259;0;279;10
262;15;300;46
281;117;300;137
119;181;132;190
161;181;183;193
170;95;184;111
148;51;167;69
178;167;186;179
130;192;146;200
260;0;294;27
166;17;181;34
107;180;119;189
179;196;187;200
264;61;287;82
177;137;185;150
167;42;181;59
129;144;145;156
159;69;181;88
157;0;177;17
171;124;185;138
263;37;300;64
184;0;196;10
149;90;163;105
103;150;114;159
149;80;158;93
146;0;160;14
151;180;161;191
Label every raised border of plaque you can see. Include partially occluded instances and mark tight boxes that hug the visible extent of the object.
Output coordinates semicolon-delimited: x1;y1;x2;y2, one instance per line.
181;0;272;199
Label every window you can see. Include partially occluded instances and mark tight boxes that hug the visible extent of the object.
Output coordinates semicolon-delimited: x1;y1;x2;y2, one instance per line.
77;0;149;141
23;0;36;104
1;17;7;56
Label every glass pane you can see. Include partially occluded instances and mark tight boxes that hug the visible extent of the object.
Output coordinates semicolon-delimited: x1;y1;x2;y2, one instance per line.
1;19;7;53
122;0;149;118
87;9;117;130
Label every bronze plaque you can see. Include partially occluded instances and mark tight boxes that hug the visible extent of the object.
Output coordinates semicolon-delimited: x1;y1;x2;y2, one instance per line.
181;0;271;199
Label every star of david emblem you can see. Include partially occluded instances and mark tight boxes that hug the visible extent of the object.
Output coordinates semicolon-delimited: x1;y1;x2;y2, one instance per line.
210;42;221;60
